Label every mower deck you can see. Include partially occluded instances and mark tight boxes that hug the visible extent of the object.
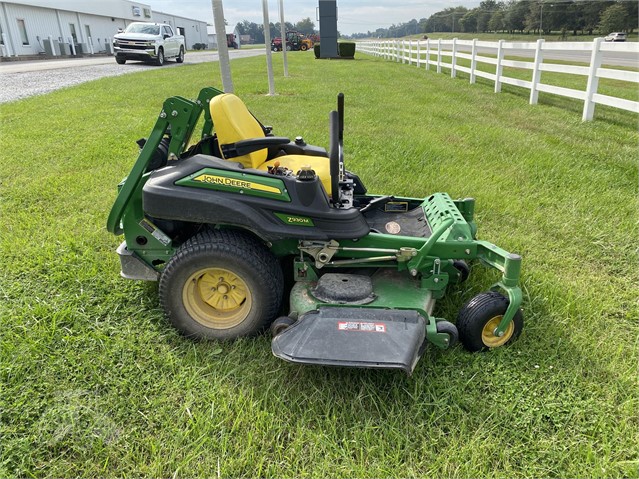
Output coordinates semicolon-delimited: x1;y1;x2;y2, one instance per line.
272;270;453;374
272;307;427;373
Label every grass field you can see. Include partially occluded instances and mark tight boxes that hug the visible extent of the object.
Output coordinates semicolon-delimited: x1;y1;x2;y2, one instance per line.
1;51;637;477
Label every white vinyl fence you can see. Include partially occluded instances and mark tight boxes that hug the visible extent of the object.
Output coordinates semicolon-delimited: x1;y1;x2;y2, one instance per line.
358;38;639;121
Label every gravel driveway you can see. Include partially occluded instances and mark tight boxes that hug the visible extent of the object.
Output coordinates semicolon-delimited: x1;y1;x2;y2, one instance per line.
0;49;264;104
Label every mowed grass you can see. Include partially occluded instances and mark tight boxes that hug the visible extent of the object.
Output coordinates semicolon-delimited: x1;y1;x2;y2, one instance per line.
1;52;637;477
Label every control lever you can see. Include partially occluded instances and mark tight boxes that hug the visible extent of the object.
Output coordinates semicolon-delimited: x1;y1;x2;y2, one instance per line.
359;195;395;213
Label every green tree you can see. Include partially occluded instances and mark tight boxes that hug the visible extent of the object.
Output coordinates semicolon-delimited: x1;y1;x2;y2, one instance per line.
459;10;479;33
504;0;528;33
294;17;315;35
623;1;638;33
599;3;626;33
489;10;505;32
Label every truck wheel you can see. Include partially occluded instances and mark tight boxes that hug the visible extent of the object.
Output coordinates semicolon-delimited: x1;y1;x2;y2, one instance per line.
176;46;184;63
155;47;165;66
300;44;308;51
456;291;523;352
159;230;283;340
115;57;126;65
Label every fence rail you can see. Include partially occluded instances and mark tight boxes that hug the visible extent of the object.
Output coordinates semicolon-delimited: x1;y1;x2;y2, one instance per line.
357;38;639;121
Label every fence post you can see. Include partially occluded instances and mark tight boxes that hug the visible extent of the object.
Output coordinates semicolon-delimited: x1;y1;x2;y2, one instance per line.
451;37;458;78
494;39;505;92
582;38;603;121
416;39;420;67
426;38;430;70
470;38;477;84
88;36;94;54
437;39;442;73
529;39;544;104
396;40;400;63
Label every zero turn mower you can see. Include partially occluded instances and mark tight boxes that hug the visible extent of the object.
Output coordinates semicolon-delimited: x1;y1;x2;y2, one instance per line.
107;87;524;373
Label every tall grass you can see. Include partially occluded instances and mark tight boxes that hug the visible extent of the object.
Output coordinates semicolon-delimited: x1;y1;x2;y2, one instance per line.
0;52;637;477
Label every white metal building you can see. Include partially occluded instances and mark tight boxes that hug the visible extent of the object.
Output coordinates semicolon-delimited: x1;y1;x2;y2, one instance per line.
0;0;209;57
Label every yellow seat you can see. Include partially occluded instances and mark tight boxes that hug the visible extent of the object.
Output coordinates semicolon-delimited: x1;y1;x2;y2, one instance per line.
210;93;332;194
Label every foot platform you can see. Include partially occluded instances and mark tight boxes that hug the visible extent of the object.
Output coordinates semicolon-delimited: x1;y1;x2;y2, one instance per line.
271;307;427;374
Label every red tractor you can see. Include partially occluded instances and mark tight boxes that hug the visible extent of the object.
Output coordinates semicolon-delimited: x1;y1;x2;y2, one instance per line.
226;33;238;49
271;31;313;52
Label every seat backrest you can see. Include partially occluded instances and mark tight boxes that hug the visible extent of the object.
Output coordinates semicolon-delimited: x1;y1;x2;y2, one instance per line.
210;93;267;169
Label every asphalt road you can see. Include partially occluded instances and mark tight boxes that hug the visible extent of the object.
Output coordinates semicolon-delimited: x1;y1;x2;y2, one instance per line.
0;49;265;103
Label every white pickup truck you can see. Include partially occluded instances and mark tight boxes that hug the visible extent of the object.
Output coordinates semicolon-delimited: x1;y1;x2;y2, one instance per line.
113;22;185;66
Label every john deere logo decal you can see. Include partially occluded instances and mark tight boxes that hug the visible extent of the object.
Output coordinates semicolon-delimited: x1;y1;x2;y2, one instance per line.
176;168;290;202
274;212;315;227
193;174;280;194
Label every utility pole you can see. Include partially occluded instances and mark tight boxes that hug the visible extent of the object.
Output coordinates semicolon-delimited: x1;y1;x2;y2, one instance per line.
279;0;288;76
211;0;233;92
262;0;276;94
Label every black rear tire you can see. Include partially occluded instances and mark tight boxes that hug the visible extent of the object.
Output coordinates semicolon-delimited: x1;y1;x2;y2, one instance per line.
176;46;184;63
159;230;283;340
457;291;523;352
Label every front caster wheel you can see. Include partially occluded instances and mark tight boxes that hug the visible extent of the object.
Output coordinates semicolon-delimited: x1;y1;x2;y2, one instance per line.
452;260;470;283
270;316;296;337
159;230;283;340
436;320;459;348
456;291;523;352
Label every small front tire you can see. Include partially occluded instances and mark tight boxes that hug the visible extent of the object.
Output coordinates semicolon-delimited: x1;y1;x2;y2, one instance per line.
436;320;459;348
115;56;126;64
456;291;523;352
270;316;296;337
452;260;470;283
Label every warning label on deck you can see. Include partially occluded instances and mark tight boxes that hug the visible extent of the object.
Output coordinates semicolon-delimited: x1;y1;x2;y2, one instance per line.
338;321;386;333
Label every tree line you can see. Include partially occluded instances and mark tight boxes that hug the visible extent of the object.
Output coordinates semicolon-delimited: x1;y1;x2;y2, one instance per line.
349;0;637;39
234;17;317;44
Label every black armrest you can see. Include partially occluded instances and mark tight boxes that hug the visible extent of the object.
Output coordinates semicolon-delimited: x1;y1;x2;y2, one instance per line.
221;136;290;158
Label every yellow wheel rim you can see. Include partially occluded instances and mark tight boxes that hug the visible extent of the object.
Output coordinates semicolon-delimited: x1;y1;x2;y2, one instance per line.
183;267;252;329
481;315;515;348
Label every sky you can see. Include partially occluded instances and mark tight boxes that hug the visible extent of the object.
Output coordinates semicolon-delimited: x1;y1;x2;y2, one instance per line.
149;1;482;35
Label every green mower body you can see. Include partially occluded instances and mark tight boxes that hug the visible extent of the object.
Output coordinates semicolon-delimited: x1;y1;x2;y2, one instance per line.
107;87;524;373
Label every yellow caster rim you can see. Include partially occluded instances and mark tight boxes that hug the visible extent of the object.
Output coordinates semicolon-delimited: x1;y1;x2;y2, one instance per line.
183;267;252;329
481;315;515;348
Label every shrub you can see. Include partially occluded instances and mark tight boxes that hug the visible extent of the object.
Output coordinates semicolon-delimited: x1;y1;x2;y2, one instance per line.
314;43;320;58
338;42;356;58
